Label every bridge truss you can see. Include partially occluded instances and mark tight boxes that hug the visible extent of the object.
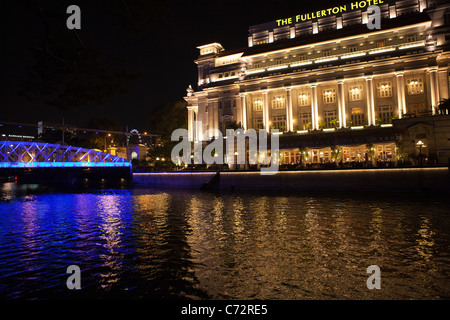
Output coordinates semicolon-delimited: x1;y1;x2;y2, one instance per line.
0;141;130;168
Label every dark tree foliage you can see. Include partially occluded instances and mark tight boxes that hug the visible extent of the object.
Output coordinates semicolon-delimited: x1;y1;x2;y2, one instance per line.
147;100;188;137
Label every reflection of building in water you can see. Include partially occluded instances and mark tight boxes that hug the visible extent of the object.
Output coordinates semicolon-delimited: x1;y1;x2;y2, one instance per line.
185;0;450;166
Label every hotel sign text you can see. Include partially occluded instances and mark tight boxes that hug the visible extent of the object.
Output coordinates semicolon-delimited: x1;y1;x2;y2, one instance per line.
275;0;385;26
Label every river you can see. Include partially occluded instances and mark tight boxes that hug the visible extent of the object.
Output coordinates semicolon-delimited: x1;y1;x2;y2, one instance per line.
1;182;449;299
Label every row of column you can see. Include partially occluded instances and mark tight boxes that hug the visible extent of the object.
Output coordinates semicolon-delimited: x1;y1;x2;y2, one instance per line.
188;68;443;140
242;70;440;130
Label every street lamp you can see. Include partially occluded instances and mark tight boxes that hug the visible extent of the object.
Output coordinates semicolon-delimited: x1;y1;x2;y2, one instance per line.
105;133;111;152
417;140;424;166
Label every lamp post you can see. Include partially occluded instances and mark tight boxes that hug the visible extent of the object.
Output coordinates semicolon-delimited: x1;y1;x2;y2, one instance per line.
105;133;111;152
417;140;424;166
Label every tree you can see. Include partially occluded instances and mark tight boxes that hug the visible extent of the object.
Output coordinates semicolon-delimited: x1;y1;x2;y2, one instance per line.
148;100;188;137
146;137;178;171
298;146;308;167
366;143;376;165
82;117;123;150
330;119;339;128
330;145;341;163
225;121;242;130
305;122;311;130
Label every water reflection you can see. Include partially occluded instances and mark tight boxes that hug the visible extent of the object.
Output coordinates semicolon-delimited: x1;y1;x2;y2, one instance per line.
0;185;450;299
96;195;125;289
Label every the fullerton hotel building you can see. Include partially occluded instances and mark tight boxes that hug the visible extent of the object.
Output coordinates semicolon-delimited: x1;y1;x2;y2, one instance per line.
184;0;450;166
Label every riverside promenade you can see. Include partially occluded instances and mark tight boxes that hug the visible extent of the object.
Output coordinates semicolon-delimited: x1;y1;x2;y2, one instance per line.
133;166;450;193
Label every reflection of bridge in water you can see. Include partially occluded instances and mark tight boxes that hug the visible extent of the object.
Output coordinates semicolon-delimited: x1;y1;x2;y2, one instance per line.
0;141;131;186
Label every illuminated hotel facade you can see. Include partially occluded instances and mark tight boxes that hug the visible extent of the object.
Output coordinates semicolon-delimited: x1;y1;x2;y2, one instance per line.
185;0;450;166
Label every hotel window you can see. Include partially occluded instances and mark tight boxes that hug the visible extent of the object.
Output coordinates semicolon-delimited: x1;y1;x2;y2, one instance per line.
252;62;261;69
377;82;392;98
348;85;363;101
445;13;450;26
272;96;285;109
298;92;310;106
300;112;312;130
297;54;307;61
324;110;337;127
323;89;336;104
253;99;263;111
323;49;331;57
348;45;358;53
377;40;386;48
379;105;393;124
407;78;424;95
272;115;286;130
254;39;268;45
254;118;264;129
408;103;425;115
407;34;417;42
351;107;365;126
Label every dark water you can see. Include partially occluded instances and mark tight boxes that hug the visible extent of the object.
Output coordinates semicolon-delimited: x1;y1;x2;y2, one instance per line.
1;182;450;300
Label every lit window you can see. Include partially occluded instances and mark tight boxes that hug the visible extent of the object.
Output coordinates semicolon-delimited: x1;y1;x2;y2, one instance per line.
378;105;393;124
407;78;424;95
351;107;365;126
272;115;286;130
348;85;363;101
406;34;417;43
299;112;312;130
272;96;286;109
255;39;268;45
298;92;310;106
377;82;392;98
348;45;358;52
323;89;336;104
254;118;264;129
324;110;337;128
253;99;263;111
377;40;385;48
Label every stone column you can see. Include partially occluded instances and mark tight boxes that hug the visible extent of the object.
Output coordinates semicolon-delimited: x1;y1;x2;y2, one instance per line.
365;76;375;126
240;93;248;130
429;66;439;115
395;71;406;119
337;79;346;128
310;84;319;130
187;107;195;141
213;100;219;138
438;69;449;101
262;90;270;132
285;87;293;132
194;109;200;141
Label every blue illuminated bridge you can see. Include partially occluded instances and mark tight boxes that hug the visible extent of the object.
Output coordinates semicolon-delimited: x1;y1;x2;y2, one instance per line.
0;141;132;186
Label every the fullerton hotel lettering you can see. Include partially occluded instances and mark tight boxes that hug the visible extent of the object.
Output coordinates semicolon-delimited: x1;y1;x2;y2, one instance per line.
275;0;385;26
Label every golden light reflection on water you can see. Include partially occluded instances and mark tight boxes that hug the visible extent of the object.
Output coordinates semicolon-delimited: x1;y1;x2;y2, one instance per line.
415;215;436;266
132;192;171;280
1;186;450;299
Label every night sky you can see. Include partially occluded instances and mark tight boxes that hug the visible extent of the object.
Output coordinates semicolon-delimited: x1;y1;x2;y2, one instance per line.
2;0;343;134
